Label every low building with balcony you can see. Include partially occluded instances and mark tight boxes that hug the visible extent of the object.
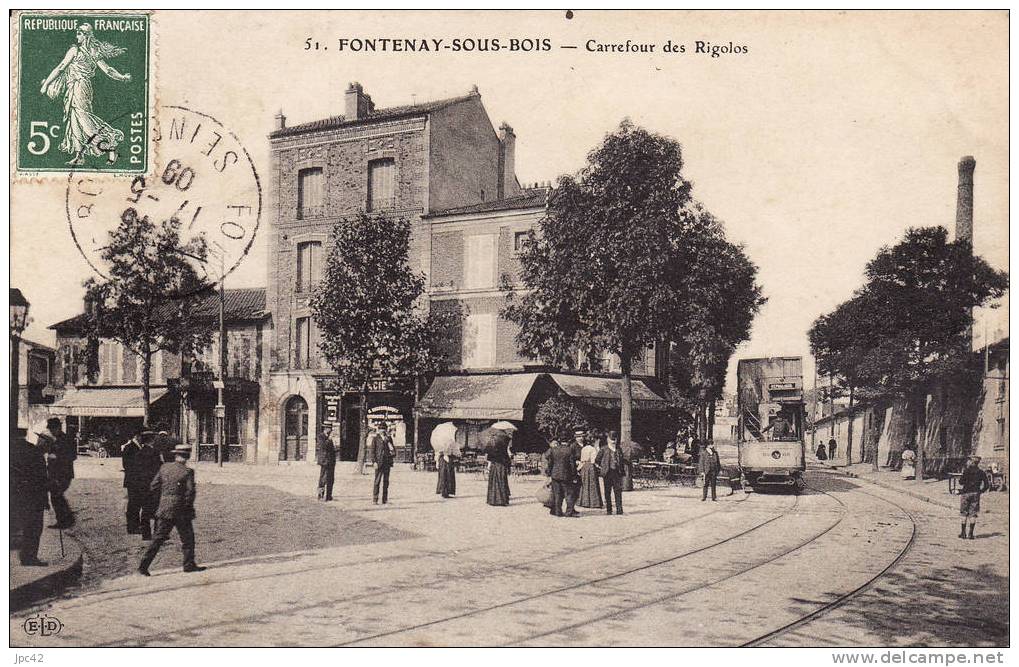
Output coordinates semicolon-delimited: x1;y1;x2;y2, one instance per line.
48;288;269;461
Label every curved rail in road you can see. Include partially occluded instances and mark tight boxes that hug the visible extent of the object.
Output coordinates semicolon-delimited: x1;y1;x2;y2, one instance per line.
740;484;918;647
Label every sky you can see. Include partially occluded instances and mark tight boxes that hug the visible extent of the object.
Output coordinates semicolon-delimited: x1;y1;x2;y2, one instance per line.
11;10;1009;390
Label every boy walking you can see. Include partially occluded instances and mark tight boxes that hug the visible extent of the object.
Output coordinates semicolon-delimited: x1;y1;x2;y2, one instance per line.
958;455;990;539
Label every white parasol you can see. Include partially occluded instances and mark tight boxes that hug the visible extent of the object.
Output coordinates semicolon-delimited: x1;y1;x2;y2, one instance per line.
431;422;461;456
490;421;518;432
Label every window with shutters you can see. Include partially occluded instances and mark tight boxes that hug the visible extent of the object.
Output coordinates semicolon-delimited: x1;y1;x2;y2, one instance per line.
295;317;311;369
62;346;74;385
462;313;496;368
122;346;137;384
231;336;252;380
464;234;496;289
296;241;322;293
297;168;324;220
367;158;395;212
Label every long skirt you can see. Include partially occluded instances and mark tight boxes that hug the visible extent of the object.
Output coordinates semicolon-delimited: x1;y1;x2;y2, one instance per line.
487;461;511;506
578;462;603;508
436;459;456;497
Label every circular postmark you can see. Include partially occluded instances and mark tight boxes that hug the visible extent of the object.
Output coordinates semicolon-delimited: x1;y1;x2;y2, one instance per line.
66;104;261;296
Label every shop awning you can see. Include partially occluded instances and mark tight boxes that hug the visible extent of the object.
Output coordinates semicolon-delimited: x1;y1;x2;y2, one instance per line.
416;374;540;420
50;387;169;418
548;374;668;411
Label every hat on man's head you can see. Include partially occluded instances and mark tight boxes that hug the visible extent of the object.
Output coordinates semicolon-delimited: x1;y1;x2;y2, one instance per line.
968;455;982;463
573;427;587;436
46;417;62;429
172;443;193;457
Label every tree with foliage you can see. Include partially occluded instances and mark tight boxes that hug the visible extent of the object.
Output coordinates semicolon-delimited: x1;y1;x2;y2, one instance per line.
311;212;460;473
675;209;765;441
84;208;214;427
821;227;1007;477
505;121;763;445
535;394;590;442
808;294;871;462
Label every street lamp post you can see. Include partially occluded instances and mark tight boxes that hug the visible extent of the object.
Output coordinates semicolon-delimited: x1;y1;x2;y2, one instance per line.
10;288;31;428
211;242;227;467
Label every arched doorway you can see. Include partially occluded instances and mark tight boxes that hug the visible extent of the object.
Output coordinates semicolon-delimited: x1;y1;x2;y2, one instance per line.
282;395;309;461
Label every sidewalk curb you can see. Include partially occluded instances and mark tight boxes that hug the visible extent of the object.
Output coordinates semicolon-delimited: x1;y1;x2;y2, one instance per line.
10;532;84;612
816;465;956;510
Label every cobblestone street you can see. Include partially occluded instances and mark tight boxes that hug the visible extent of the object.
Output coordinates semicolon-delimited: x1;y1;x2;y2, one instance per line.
11;460;1008;647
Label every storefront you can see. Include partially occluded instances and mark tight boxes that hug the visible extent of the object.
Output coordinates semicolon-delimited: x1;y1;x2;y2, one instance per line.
49;386;176;455
173;372;261;463
415;371;671;453
316;377;415;462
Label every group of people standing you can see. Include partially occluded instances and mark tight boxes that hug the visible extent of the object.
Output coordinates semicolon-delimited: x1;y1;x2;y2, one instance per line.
544;428;627;517
10;419;77;566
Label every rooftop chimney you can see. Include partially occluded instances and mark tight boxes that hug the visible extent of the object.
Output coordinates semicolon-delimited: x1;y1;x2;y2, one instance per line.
273;109;286;131
345;82;375;121
498;122;520;199
956;155;975;245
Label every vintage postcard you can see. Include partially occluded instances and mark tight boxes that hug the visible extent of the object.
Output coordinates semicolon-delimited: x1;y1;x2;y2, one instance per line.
7;9;1009;656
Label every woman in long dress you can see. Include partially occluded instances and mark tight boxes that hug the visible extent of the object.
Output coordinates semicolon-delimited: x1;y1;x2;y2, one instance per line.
486;432;512;506
39;23;132;165
436;451;456;498
578;434;603;509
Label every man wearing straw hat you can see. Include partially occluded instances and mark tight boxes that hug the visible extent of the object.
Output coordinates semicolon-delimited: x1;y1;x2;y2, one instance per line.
138;443;205;575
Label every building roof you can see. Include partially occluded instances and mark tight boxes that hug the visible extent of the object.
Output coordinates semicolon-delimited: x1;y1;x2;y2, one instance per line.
50;287;268;335
269;92;477;139
424;188;549;219
22;339;56;353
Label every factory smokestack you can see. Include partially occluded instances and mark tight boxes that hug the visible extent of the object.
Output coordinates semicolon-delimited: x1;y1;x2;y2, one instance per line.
956;156;975;245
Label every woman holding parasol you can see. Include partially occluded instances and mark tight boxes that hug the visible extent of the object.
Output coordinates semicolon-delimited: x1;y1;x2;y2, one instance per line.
432;422;459;499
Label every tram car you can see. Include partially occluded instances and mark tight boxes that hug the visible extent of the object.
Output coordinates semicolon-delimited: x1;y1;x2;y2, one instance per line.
736;356;807;493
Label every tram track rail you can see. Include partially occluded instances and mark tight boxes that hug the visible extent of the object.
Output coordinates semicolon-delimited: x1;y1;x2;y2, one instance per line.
89;491;766;646
335;492;809;646
739;485;918;647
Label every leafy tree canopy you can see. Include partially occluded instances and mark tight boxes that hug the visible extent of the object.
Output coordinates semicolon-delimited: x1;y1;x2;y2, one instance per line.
83;208;214;425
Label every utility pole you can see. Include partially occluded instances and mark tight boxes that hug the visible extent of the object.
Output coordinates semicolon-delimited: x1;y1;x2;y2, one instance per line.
214;244;227;467
811;360;818;453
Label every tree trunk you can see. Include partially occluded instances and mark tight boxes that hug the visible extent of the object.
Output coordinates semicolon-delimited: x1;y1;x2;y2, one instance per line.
700;402;708;441
141;348;152;428
619;352;633;444
412;374;421;461
846;385;855;464
707;400;716;443
356;385;369;474
914;388;927;482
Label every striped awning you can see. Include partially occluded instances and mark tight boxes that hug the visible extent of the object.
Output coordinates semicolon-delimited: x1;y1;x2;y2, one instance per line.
549;374;668;411
416;374;540;420
49;387;169;418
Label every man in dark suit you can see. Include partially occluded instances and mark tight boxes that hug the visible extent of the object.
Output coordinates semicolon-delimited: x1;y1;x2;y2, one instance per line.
122;433;142;532
545;433;581;517
700;440;721;502
138;444;204;575
316;423;337;501
597;430;624;515
11;427;50;566
37;418;76;528
372;425;395;504
123;433;162;539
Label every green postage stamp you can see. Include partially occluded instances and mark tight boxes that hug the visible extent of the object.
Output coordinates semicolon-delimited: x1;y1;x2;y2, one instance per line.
15;12;150;174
